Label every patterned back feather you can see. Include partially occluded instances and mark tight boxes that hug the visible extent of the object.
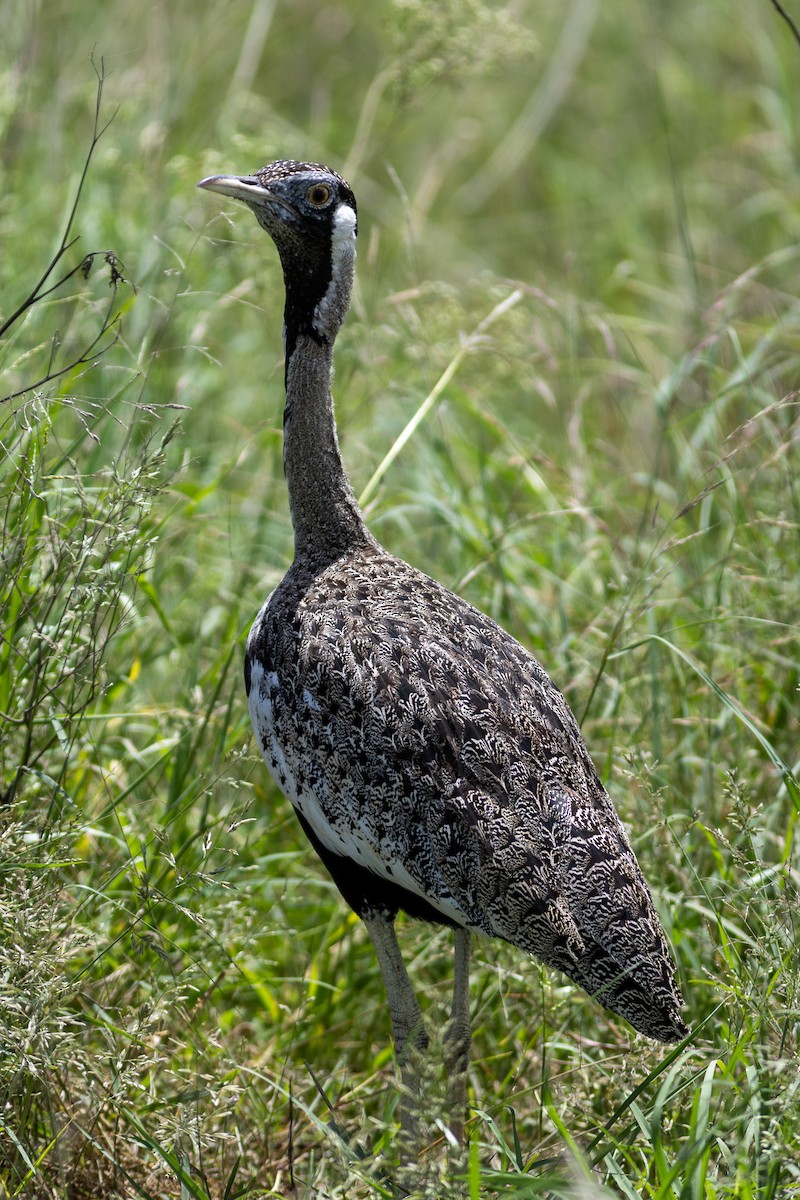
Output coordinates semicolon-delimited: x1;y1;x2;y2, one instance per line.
247;545;687;1041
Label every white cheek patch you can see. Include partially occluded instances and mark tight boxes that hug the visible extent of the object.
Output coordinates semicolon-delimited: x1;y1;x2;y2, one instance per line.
331;203;357;255
312;203;357;341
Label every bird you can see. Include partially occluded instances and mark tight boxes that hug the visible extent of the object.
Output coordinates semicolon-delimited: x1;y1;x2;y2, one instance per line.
198;158;688;1147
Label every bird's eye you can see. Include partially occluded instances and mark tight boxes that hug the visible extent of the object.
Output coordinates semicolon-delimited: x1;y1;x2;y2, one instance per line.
307;183;331;207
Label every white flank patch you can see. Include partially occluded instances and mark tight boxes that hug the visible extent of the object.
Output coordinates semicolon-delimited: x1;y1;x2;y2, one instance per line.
246;655;469;927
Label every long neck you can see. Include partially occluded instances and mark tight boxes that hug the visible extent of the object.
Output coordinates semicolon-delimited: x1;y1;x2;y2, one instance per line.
283;333;372;559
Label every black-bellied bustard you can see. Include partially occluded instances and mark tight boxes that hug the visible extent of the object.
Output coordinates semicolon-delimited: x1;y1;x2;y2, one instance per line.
198;159;687;1154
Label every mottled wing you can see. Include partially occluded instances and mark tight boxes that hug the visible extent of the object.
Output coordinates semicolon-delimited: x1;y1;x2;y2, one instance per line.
248;549;686;1040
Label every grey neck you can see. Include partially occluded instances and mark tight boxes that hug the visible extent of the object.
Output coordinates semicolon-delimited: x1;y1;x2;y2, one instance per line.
283;333;373;560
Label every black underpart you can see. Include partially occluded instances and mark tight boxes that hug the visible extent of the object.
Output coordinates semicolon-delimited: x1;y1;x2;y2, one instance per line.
294;808;461;927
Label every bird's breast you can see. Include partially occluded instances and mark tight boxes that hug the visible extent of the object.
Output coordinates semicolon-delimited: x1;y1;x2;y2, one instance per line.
244;629;471;927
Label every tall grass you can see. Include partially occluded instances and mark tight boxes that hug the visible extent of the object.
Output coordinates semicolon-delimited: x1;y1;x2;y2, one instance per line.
1;2;799;1196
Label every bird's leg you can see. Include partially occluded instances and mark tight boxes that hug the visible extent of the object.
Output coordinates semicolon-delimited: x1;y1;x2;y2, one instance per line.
363;911;428;1160
362;911;428;1061
443;927;471;1154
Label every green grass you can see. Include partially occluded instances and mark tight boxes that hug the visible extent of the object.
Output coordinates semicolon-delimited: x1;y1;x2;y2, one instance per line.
1;1;799;1196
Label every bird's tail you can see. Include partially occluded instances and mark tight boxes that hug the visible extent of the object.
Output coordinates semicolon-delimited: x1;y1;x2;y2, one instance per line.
563;939;689;1042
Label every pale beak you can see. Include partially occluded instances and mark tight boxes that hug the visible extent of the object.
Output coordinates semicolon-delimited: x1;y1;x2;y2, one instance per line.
197;174;273;204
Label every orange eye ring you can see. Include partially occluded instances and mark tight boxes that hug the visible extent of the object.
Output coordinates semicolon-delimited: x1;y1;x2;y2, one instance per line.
307;183;331;207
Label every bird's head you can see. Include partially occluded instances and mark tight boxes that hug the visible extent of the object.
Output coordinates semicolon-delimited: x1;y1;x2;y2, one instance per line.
198;159;358;357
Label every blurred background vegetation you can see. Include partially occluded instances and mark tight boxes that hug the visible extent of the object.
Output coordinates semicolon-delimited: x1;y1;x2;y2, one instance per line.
1;0;799;1196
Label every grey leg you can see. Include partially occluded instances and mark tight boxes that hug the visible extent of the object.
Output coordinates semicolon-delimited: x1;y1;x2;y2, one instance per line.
363;911;428;1062
363;911;428;1158
444;927;471;1149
